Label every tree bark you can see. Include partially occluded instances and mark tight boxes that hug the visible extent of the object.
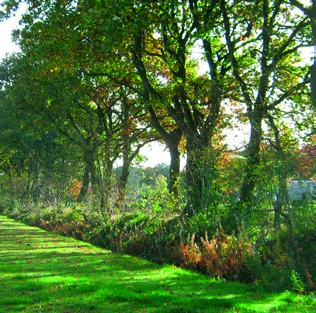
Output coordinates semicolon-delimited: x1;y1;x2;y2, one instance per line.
238;113;263;210
311;0;316;110
77;163;90;203
77;148;97;203
182;134;205;217
168;133;181;195
31;157;40;203
147;106;182;195
115;158;130;210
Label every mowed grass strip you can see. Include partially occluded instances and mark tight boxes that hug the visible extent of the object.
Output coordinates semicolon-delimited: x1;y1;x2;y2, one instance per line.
0;215;314;313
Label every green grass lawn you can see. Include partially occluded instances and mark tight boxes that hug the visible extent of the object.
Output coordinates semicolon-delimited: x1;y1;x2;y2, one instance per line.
0;215;315;313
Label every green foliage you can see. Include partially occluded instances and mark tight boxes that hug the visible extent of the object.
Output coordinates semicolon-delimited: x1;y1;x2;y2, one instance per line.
0;0;315;301
130;175;184;216
291;270;306;294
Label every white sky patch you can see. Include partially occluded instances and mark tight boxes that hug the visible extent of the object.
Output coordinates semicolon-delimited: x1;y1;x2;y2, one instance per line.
299;46;313;66
0;5;27;60
190;39;209;76
0;20;19;60
112;142;176;168
139;143;172;167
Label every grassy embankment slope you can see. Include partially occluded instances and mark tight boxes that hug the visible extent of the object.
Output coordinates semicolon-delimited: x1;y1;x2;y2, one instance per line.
0;215;314;313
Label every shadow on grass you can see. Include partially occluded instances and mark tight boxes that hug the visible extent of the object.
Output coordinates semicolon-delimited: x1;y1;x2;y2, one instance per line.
0;215;314;313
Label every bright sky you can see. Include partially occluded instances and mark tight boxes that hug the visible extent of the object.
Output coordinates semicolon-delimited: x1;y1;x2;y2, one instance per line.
0;5;26;60
0;21;19;59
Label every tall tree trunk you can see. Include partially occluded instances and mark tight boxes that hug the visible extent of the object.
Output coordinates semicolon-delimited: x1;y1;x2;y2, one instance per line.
115;157;130;210
183;134;205;217
311;0;316;110
238;113;263;211
168;136;181;195
148;106;182;195
102;159;114;213
266;115;288;229
31;159;40;203
77;149;97;203
77;163;90;203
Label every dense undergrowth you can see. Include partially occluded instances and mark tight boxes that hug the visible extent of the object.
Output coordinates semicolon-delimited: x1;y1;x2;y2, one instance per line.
1;197;315;296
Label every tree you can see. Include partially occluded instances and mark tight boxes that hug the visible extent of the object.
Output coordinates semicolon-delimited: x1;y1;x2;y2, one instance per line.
8;0;226;210
0;0;311;220
290;0;316;110
97;0;235;215
0;59;77;205
220;0;311;220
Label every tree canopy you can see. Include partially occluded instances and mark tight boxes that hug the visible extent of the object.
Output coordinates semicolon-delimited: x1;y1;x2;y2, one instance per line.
0;0;313;224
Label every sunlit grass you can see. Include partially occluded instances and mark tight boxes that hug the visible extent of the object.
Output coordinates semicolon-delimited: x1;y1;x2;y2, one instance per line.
0;215;315;313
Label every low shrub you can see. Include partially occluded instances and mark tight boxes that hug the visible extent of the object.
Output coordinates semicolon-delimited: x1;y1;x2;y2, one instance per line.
176;227;257;281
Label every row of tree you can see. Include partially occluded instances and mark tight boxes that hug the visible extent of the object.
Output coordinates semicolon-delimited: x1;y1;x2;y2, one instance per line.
0;0;314;229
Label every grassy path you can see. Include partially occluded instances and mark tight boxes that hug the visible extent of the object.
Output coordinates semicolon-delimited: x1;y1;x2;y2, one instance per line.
0;215;314;313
